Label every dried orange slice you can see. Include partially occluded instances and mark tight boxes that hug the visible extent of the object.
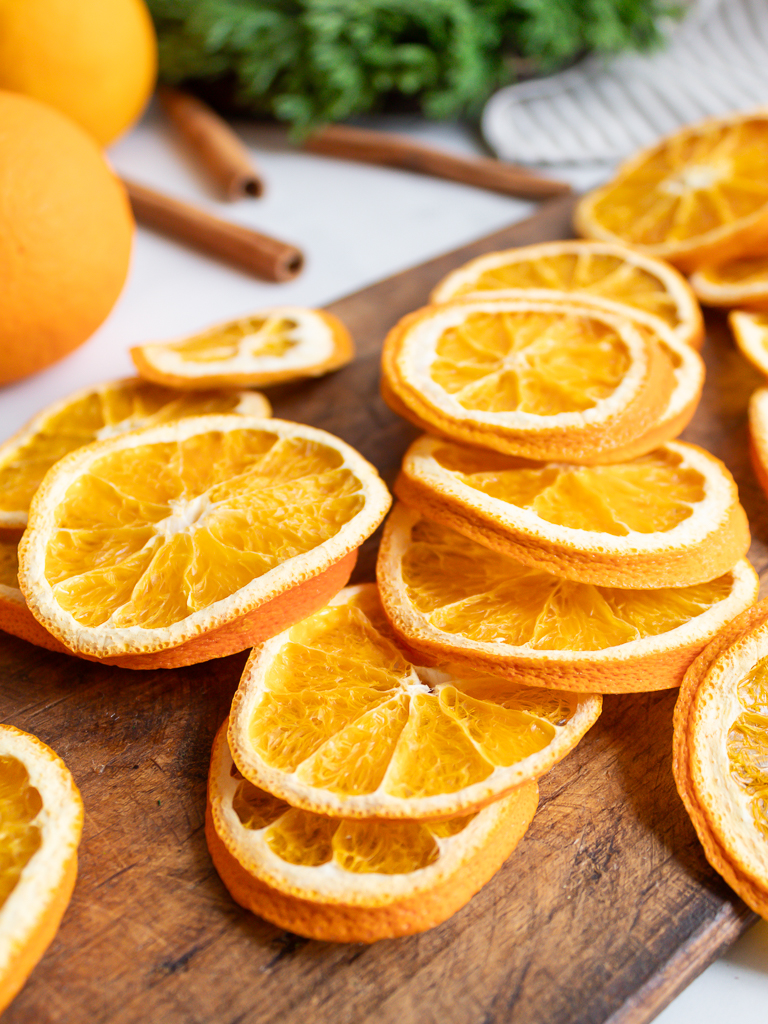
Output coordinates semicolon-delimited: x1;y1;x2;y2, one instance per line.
131;307;353;389
18;416;391;669
0;724;83;1013
575;111;768;272
0;377;270;536
730;310;768;378
228;584;600;820
377;505;758;694
674;598;768;917
430;240;704;349
208;721;538;942
396;437;748;589
381;299;675;463
691;255;768;311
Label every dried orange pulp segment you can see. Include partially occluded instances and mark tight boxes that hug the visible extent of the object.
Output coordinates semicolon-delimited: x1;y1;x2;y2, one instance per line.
0;539;69;655
396;437;748;589
131;307;353;390
18;415;391;665
228;584;600;821
377;506;758;694
208;722;538;942
574;111;768;273
0;724;83;1014
0;377;270;534
430;240;704;349
381;299;675;464
673;600;768;920
691;255;768;311
683;598;768;913
730;310;768;378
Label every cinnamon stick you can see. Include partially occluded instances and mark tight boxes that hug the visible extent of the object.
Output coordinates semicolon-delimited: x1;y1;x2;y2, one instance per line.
122;179;303;282
303;124;571;201
158;85;264;201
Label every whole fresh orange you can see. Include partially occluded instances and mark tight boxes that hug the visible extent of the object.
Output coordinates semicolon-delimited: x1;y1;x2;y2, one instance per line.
0;91;134;386
0;0;156;146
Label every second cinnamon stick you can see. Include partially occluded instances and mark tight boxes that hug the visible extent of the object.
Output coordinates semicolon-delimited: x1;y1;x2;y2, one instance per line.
122;179;303;282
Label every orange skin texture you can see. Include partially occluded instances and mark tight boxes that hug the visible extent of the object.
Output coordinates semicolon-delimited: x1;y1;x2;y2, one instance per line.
672;599;768;918
0;852;78;1014
131;311;355;390
205;783;538;943
0;91;133;386
0;550;357;669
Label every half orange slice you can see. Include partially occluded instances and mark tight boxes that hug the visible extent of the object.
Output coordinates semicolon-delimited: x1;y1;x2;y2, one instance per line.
691;255;768;311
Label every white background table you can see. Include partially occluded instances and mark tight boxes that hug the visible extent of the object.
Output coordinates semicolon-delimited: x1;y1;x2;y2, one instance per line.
2;102;767;1022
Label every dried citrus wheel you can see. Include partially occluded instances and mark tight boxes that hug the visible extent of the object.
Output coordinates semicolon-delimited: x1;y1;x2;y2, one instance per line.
207;722;538;942
575;111;768;273
0;377;270;536
0;723;83;1014
228;584;600;820
377;505;758;694
131;307;353;390
690;255;768;311
673;599;768;919
674;597;768;917
381;299;675;463
748;387;768;500
0;539;68;654
18;416;391;669
395;437;748;589
430;240;704;349
730;310;768;378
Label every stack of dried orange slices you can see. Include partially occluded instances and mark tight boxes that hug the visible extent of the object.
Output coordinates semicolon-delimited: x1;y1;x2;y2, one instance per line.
378;241;758;695
206;583;601;941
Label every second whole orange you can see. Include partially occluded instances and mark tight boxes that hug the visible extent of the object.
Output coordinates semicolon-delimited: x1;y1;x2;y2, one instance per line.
0;91;134;386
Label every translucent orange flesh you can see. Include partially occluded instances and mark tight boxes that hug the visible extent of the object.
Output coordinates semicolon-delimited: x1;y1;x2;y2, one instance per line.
726;657;768;838
44;430;364;629
430;311;630;414
232;773;477;874
703;255;768;286
402;519;734;652
592;120;768;245
0;540;18;589
161;315;299;363
432;444;704;536
0;382;252;517
247;588;572;801
0;755;42;908
457;252;680;328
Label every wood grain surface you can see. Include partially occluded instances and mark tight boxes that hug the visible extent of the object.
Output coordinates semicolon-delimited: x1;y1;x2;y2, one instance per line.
2;194;765;1024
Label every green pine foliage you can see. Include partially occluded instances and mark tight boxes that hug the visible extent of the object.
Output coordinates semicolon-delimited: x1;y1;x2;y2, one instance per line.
147;0;679;133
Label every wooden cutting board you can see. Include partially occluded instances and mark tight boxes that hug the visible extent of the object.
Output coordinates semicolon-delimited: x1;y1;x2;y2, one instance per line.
3;193;766;1024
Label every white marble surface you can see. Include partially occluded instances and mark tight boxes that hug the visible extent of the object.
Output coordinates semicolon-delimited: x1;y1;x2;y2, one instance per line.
1;103;767;1021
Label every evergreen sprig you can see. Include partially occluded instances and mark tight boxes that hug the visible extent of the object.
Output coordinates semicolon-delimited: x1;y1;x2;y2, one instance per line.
147;0;679;133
